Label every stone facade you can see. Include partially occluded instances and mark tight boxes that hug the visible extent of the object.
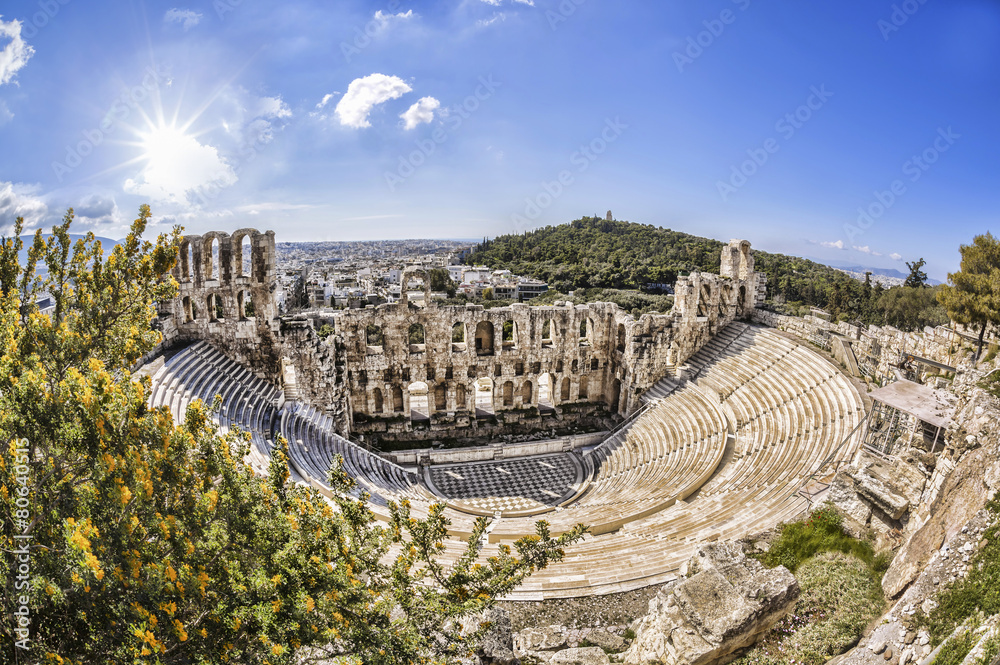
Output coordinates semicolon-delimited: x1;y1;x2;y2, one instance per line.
153;233;766;442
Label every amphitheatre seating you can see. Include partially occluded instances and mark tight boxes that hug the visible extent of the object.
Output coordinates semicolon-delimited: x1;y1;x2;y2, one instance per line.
145;325;866;600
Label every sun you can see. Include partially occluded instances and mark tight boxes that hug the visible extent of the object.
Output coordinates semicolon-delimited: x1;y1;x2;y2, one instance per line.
140;124;191;173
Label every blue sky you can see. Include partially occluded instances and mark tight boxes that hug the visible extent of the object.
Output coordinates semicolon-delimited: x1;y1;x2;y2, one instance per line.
1;1;998;280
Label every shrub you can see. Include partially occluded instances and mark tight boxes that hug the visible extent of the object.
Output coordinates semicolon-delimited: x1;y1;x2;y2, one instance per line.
734;552;883;665
757;504;880;574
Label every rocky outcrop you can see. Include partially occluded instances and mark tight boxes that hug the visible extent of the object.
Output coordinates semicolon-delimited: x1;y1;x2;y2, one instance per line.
622;542;799;665
478;607;520;665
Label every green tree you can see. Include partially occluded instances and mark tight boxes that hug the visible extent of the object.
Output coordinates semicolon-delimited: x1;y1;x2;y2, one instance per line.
0;208;585;664
904;258;929;288
428;268;457;298
938;233;1000;362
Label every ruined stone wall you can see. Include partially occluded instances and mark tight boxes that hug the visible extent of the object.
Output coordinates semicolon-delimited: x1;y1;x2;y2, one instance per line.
157;228;283;380
154;232;766;442
752;309;965;381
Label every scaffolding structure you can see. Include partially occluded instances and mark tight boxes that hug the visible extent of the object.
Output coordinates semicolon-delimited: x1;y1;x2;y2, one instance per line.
861;379;956;457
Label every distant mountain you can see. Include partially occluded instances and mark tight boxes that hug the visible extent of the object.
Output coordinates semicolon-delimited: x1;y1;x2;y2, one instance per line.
803;256;941;286
16;233;121;272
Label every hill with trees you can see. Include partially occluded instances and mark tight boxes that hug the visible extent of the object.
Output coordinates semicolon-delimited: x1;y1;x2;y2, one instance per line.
468;217;948;331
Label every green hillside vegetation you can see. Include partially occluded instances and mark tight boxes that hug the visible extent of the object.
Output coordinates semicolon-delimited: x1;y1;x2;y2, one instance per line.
468;217;948;331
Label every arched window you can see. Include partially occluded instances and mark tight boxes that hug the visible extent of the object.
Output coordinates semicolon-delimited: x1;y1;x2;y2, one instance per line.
392;386;404;413
206;294;218;321
579;376;589;400
452;322;466;347
205;237;220;281
408;382;429;421
434;384;447;411
475;321;494;356
520;380;533;404
182;296;193;323
501;381;514;407
538;374;552;407
502;320;516;348
366;324;384;350
409;323;425;352
610;378;622;413
456;383;467;410
560;377;571;401
475;378;494;415
617;323;626;352
373;388;384;414
179;240;192;283
541;319;554;347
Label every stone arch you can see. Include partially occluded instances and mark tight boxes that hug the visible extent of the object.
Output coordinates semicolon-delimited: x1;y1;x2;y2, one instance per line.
474;377;495;415
202;233;227;283
579;375;589;400
392;385;404;413
408;381;429;420
501;380;514;407
400;266;432;307
520;380;533;405
452;322;466;347
366;323;384;350
502;319;516;348
182;296;193;322
206;293;222;321
231;228;260;281
408;323;425;351
434;383;447;411
538;373;553;407
738;284;749;312
455;383;467;410
236;290;250;319
560;376;571;401
571;359;579;373
617;323;626;352
179;239;193;283
475;321;495;356
373;388;384;414
541;318;554;346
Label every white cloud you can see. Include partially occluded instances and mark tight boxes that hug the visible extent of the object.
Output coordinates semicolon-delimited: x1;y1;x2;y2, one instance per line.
219;88;293;150
0;17;34;87
373;9;414;30
890;252;903;261
335;73;412;129
477;13;506;27
0;181;47;233
164;8;203;31
124;131;237;206
315;93;337;110
74;194;122;226
400;96;440;130
852;245;882;257
820;240;846;250
255;95;292;119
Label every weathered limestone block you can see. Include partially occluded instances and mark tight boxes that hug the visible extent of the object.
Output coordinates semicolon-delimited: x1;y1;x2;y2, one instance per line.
478;607;520;665
622;542;799;665
829;470;873;530
550;647;611;665
852;470;910;521
584;629;629;653
514;625;568;652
